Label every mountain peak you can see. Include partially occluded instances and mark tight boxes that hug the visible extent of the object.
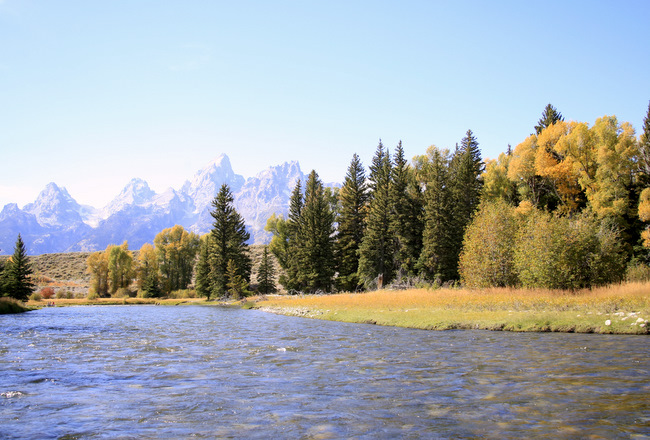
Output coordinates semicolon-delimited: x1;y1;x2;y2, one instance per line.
103;178;156;216
182;153;245;213
22;182;84;227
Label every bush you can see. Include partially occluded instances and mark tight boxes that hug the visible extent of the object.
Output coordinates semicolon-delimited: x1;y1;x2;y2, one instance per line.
113;287;134;298
167;289;197;299
514;210;626;289
86;291;99;301
30;292;42;302
627;263;650;282
459;200;519;288
39;287;55;299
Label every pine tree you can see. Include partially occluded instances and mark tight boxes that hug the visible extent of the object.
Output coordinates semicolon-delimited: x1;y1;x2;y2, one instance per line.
296;170;336;292
389;141;423;279
280;180;303;292
417;147;457;283
226;259;250;300
335;153;369;292
209;184;252;298
358;141;394;288
534;103;564;135
446;130;484;280
194;235;212;299
3;234;35;301
256;246;276;294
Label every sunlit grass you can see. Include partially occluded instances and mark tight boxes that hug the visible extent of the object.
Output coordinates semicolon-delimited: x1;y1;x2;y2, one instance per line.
256;283;650;334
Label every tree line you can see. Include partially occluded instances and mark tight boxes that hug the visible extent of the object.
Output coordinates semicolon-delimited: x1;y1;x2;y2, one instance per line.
266;103;650;292
86;186;276;300
4;102;650;300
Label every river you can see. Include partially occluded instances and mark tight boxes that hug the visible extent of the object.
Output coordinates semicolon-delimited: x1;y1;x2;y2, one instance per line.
1;305;649;439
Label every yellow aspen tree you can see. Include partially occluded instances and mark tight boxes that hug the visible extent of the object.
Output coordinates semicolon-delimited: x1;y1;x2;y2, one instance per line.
589;116;638;220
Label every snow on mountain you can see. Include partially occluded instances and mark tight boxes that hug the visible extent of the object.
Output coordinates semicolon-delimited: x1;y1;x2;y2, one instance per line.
102;178;157;217
182;154;245;214
0;154;334;254
23;182;86;228
234;161;306;243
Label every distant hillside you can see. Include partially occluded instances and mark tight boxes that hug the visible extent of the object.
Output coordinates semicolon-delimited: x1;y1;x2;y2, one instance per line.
4;245;282;295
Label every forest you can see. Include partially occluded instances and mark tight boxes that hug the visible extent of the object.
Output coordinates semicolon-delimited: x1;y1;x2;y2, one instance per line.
266;103;650;294
4;103;649;302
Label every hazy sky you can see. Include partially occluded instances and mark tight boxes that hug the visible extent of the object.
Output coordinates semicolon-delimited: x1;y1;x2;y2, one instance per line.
1;0;649;209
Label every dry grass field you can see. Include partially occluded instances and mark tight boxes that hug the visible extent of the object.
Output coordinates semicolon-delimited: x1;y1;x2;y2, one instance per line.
256;283;650;334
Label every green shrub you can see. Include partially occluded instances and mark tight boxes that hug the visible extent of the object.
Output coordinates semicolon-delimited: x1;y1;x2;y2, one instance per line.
167;289;197;299
113;287;134;298
86;291;99;300
459;200;519;288
514;210;626;289
627;263;650;282
30;292;42;302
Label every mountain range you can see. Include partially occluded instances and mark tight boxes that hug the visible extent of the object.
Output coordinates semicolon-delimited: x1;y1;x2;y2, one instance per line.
0;154;313;255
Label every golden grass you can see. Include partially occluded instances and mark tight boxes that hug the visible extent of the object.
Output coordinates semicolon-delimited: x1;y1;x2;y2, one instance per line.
255;283;650;334
26;297;210;307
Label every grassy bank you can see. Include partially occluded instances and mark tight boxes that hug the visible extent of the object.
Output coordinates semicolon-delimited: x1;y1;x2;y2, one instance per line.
25;297;211;307
0;298;31;314
255;282;650;334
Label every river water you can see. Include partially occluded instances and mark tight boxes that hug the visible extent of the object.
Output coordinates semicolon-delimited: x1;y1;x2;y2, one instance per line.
1;306;649;439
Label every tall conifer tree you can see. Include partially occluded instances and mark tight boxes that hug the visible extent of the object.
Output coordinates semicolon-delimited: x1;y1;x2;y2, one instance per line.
358;141;394;288
280;180;303;292
534;103;564;135
208;184;251;298
417;147;456;282
296;170;336;292
390;142;423;279
3;234;35;301
256;246;276;294
335;153;369;291
446;130;484;280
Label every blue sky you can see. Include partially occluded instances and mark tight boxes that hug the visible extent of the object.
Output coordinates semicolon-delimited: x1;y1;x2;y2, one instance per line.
1;0;649;208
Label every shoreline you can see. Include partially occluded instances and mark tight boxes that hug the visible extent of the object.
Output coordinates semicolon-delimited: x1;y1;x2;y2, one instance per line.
253;284;650;335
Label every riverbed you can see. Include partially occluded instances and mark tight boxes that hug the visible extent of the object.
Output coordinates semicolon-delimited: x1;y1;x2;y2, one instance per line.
1;306;649;439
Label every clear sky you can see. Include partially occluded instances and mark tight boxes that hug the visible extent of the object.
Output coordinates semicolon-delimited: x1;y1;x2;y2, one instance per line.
1;0;649;209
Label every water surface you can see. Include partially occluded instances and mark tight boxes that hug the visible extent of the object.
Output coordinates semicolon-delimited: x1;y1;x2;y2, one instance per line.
1;306;649;439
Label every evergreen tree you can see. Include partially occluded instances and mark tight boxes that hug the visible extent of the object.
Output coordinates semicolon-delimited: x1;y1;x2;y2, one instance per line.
280;180;304;292
194;235;213;299
209;184;252;298
3;234;35;301
256;246;276;294
417;147;457;282
446;130;484;280
534;103;564;135
389;141;424;279
226;259;250;300
335;153;369;292
358;141;394;288
296;170;336;292
141;271;162;298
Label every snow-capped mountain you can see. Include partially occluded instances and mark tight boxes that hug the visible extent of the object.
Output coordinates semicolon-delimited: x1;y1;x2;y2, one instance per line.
0;154;314;254
182;154;245;214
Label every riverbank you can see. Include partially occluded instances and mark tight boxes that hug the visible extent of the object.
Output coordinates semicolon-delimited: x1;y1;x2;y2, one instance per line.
255;282;650;334
0;298;32;314
25;297;210;308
